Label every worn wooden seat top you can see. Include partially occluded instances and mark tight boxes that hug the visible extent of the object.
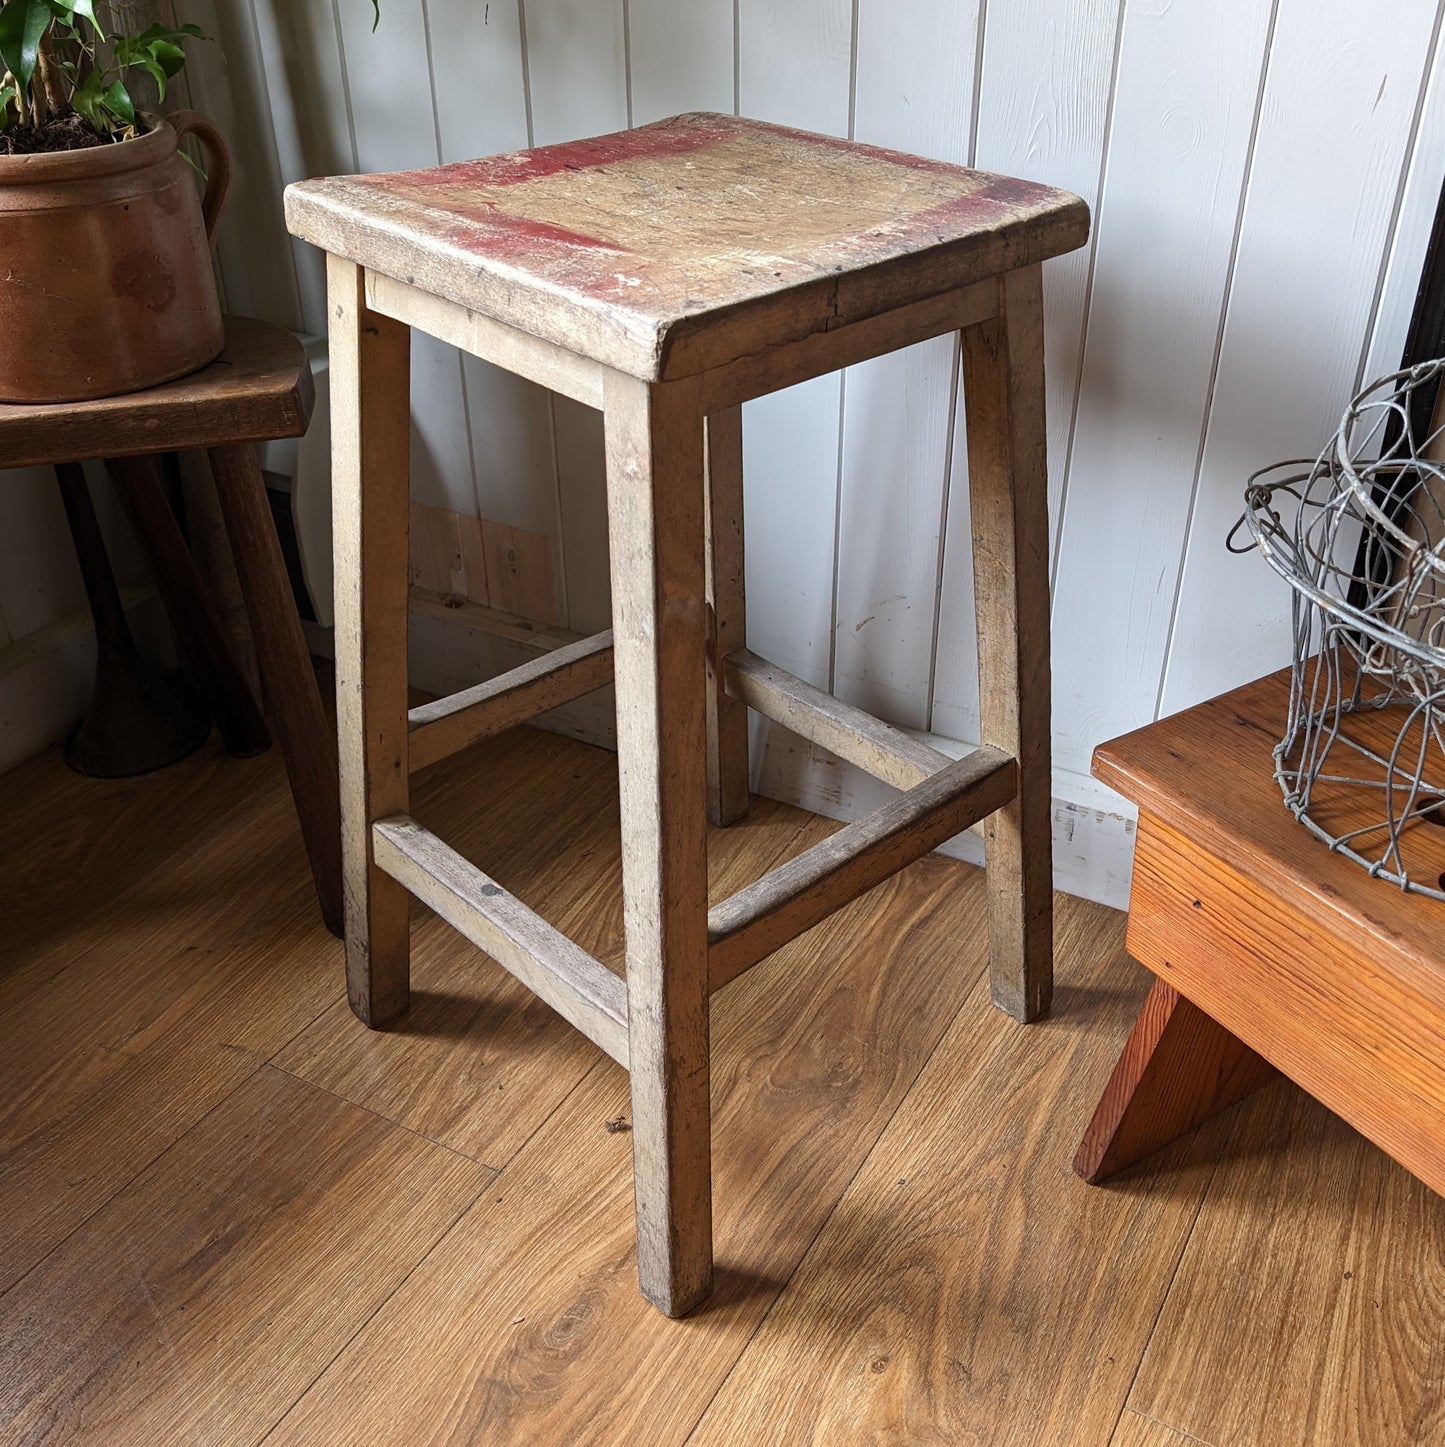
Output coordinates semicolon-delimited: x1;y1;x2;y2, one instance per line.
284;111;1088;383
0;317;315;471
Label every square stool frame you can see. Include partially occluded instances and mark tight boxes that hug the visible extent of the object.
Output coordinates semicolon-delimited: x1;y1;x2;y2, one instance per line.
326;253;1052;1316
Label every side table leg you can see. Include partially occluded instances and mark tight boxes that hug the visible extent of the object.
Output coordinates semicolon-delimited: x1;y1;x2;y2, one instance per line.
329;254;413;1025
605;370;713;1317
1074;977;1277;1182
961;263;1054;1022
705;404;750;825
208;443;344;938
106;452;272;757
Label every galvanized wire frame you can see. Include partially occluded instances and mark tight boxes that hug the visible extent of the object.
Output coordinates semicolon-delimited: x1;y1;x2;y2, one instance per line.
1236;359;1445;899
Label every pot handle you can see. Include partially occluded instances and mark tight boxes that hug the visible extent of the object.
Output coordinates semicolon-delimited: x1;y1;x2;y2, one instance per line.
168;110;232;250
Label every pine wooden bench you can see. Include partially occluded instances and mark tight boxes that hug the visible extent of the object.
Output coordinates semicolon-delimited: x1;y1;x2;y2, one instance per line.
0;317;342;936
286;111;1089;1316
1075;666;1445;1194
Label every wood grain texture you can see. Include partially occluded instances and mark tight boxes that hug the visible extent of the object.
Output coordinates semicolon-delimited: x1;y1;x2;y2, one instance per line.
688;895;1221;1447
372;815;631;1068
265;852;998;1446
276;730;813;1173
707;746;1016;988
1074;977;1277;1184
961;265;1055;1022
407;629;614;772
208;442;343;936
603;370;712;1315
1109;1412;1206;1447
0;1066;488;1446
1128;1079;1445;1447
284;113;1088;383
1094;668;1445;1195
725;648;953;790
705;405;750;826
0;317;314;469
0;745;339;1294
329;255;413;1027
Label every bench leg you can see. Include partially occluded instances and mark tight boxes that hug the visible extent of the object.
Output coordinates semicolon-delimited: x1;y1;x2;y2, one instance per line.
961;263;1054;1022
705;404;750;826
1074;977;1277;1182
605;370;713;1317
208;443;344;938
329;254;413;1025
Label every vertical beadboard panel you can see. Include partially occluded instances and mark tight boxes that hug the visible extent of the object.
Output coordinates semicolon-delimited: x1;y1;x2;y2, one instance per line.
427;0;558;559
629;0;734;124
331;0;478;519
930;0;1121;744
830;0;980;728
735;0;853;689
1044;0;1274;776
523;0;629;633
524;0;628;144
1160;0;1441;717
1359;20;1445;387
173;0;302;330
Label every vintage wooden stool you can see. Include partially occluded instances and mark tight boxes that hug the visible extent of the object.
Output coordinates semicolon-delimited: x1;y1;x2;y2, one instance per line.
0;317;342;935
286;112;1089;1315
1074;667;1445;1194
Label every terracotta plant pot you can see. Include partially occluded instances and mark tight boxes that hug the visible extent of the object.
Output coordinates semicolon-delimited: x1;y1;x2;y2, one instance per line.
0;111;231;403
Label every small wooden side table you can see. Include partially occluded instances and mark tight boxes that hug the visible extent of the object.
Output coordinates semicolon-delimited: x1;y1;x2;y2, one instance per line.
0;318;342;936
287;112;1089;1315
1075;667;1445;1195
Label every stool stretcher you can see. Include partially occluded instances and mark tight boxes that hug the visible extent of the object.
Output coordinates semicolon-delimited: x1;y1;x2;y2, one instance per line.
406;629;615;771
372;814;630;1067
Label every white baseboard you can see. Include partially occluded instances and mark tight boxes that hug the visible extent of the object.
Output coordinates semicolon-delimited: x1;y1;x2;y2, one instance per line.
405;608;1136;910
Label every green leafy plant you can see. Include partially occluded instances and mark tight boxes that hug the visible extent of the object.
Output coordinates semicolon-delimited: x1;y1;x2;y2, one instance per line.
0;0;204;141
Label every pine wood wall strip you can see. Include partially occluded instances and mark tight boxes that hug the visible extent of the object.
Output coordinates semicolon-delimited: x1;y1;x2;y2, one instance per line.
407;630;615;771
697;283;996;412
708;746;1017;988
365;271;607;411
371;815;630;1068
329;254;413;1026
725;648;952;790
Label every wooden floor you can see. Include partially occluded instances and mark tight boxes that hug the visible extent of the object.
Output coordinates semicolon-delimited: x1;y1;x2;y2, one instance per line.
3;722;1443;1445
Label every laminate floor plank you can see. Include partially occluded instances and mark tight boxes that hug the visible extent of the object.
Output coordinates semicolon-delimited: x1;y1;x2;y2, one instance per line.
277;740;812;1168
264;853;992;1446
1110;1411;1216;1446
0;1065;491;1446
1126;1078;1445;1447
687;899;1227;1447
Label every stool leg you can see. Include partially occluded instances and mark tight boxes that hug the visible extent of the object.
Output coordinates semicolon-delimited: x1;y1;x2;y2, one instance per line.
329;254;413;1025
207;443;344;938
604;370;713;1317
960;263;1054;1022
705;404;750;825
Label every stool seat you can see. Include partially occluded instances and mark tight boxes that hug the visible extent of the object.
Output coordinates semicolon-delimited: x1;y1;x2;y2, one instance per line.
284;112;1087;383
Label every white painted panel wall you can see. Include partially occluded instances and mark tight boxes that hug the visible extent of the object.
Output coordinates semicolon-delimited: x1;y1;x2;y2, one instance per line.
14;0;1445;912
1161;0;1442;715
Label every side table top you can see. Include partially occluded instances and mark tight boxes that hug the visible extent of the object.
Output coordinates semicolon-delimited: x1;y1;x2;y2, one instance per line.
286;111;1089;383
1093;666;1445;987
0;317;314;470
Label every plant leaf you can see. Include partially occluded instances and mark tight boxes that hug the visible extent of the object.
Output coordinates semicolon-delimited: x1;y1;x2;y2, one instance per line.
101;76;133;127
370;0;379;31
0;0;52;92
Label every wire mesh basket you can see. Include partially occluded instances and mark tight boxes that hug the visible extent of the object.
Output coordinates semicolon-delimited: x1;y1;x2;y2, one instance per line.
1236;359;1445;899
